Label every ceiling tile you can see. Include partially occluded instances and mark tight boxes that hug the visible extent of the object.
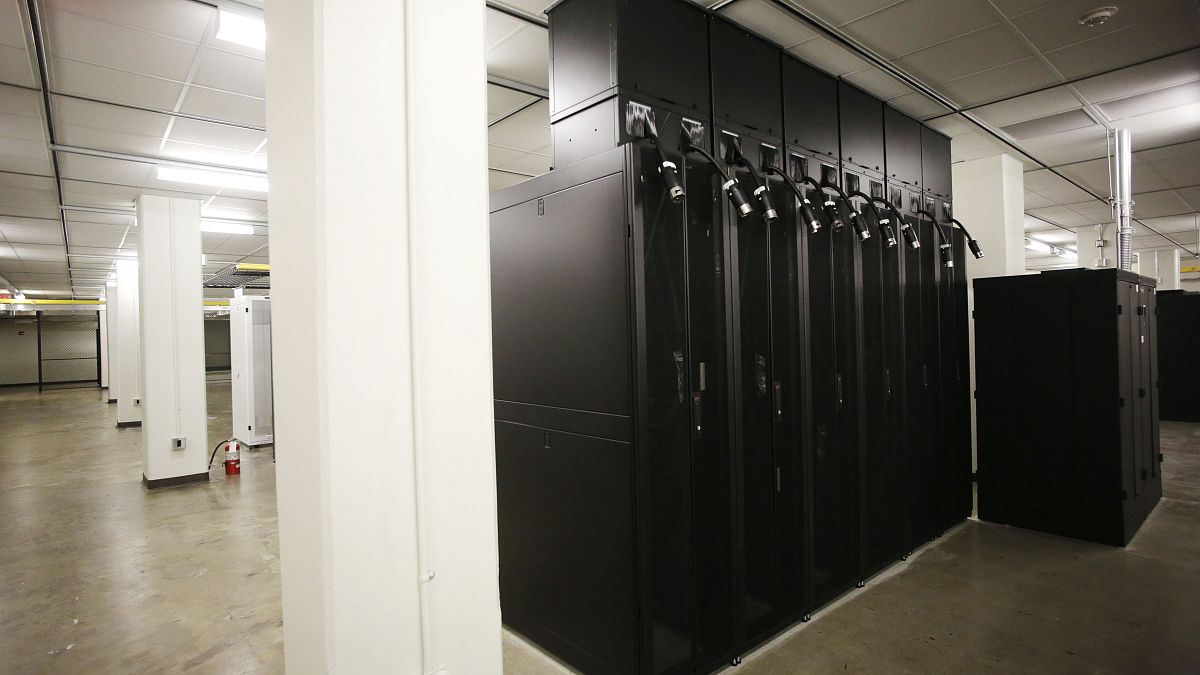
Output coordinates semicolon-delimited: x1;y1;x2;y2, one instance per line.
1028;205;1092;226
164;116;265;151
45;0;214;44
0;44;36;88
894;23;1033;85
57;153;153;187
0;216;61;245
842;66;913;100
722;0;817;48
1011;0;1196;52
51;57;185;110
785;0;904;27
0;112;45;142
1134;189;1192;218
786;34;869;77
1023;190;1056;209
839;0;999;59
937;57;1060;108
1023;168;1097;203
1173;185;1200;209
191;47;265;99
9;242;66;262
1042;10;1200;81
1099;80;1200;121
1072;48;1200;104
1017;123;1109;166
989;0;1060;18
179;86;265;128
1001;108;1095;140
486;24;549;88
972;86;1082;128
487;84;538;117
56;123;163;157
46;8;198;82
498;151;550;176
488;118;550;154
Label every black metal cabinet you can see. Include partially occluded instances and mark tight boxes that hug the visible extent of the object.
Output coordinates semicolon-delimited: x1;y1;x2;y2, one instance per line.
974;269;1162;546
782;55;839;160
1157;291;1200;421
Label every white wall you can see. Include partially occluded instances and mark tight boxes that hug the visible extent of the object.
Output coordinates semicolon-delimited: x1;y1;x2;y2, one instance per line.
0;317;38;384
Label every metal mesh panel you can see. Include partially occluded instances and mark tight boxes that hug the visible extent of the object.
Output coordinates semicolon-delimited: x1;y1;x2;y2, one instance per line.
39;313;99;383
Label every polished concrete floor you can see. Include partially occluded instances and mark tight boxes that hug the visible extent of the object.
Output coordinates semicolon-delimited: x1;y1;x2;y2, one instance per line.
2;382;1198;673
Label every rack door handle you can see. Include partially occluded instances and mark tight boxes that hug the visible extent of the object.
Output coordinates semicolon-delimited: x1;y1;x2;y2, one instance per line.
773;382;783;421
692;393;703;439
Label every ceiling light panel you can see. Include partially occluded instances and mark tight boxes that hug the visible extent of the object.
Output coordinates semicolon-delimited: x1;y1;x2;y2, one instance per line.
157;166;267;192
216;10;266;51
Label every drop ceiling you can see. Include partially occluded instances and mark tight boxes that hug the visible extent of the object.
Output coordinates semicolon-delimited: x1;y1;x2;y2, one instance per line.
1;0;1197;298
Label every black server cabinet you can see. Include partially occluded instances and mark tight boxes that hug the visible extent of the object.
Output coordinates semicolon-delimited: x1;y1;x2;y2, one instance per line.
841;87;905;578
710;16;805;646
1157;290;1200;422
974;269;1162;546
493;146;739;675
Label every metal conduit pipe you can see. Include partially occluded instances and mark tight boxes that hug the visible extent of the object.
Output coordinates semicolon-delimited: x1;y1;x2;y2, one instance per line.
1113;129;1135;272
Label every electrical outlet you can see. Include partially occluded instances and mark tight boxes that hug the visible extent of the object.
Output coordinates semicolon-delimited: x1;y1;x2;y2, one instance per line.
134;398;141;406
171;437;186;450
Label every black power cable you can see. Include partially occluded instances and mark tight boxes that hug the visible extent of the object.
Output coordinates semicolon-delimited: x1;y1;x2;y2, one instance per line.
727;146;779;223
643;123;685;204
873;198;921;250
824;181;870;242
764;166;822;234
798;175;841;231
948;218;985;259
684;142;754;218
848;190;895;248
917;208;954;268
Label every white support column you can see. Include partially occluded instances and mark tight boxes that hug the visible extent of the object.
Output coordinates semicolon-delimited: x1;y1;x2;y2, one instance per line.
136;195;208;488
953;153;1026;470
115;259;141;427
266;0;501;673
1155;249;1181;290
106;280;118;403
98;306;109;389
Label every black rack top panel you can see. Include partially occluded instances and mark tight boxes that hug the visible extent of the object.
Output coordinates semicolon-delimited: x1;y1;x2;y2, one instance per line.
884;106;922;188
709;16;782;137
782;55;839;159
838;81;884;174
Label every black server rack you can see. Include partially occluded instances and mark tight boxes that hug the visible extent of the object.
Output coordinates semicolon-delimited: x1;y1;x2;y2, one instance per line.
1157;290;1200;422
974;269;1162;546
491;0;979;671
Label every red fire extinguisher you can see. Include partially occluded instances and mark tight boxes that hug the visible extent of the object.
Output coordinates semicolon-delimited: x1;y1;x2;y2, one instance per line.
224;437;241;475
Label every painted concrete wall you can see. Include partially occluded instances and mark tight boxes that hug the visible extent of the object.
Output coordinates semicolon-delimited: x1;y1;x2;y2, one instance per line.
0;318;38;385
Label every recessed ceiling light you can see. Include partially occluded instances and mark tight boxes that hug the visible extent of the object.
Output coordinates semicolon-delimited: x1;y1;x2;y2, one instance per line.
216;10;265;50
1078;6;1118;27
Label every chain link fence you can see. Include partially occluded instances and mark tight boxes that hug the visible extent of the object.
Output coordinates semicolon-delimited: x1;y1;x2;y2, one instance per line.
39;312;99;388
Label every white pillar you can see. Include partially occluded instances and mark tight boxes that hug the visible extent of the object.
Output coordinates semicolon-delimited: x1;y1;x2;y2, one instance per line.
106;280;118;403
98;306;109;389
265;0;501;673
115;259;141;427
1155;249;1181;290
136;195;208;488
953;153;1026;471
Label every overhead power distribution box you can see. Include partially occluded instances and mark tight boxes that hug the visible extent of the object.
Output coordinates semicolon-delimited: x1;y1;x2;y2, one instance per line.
921;126;952;199
230;296;274;446
782;55;839;159
974;269;1162;546
838;82;884;175
884;107;922;189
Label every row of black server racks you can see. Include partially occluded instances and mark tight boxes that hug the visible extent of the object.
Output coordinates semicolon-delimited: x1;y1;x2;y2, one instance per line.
489;1;980;673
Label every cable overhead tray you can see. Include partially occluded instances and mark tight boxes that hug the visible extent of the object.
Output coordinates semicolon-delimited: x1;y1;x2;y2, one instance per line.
204;263;270;289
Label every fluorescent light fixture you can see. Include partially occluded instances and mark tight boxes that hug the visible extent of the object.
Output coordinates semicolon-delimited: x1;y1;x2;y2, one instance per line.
201;220;255;235
1025;237;1053;254
216;10;265;50
201;254;207;266
119;249;137;257
157;165;268;193
14;292;26;301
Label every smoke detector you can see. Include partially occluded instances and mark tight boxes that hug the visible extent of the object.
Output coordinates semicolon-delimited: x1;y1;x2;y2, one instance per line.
1078;6;1118;27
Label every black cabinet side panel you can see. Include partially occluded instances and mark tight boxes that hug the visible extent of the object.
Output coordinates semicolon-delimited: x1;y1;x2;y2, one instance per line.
920;126;952;198
496;422;638;675
619;0;712;113
549;0;617;116
491;173;632;415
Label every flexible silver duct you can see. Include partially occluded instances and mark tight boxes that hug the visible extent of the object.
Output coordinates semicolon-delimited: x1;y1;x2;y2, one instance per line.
1113;128;1135;271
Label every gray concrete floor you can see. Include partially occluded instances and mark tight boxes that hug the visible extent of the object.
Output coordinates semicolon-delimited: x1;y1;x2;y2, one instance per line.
2;381;1198;673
